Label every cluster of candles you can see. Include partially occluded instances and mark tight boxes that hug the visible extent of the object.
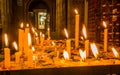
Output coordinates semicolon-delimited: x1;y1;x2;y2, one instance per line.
2;9;120;69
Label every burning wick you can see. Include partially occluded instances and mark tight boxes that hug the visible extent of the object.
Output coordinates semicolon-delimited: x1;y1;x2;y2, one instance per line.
79;49;86;62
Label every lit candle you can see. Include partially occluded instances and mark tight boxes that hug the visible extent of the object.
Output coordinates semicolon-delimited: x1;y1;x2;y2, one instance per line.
27;33;33;68
24;24;30;56
63;50;69;60
13;41;20;64
64;28;71;58
47;28;50;39
82;25;89;57
90;43;99;59
79;49;86;62
74;9;79;49
18;23;24;51
112;47;119;58
4;34;10;68
103;21;108;52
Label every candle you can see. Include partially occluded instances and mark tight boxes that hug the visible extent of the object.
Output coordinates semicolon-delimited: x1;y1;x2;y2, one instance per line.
47;28;50;39
74;9;79;49
40;33;45;47
13;41;20;64
18;23;24;51
35;32;39;45
112;47;119;58
24;24;30;56
82;25;89;57
103;21;108;52
64;28;71;58
4;34;10;68
27;33;33;67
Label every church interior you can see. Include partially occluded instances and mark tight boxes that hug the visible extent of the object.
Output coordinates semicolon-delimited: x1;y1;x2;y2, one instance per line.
0;0;120;75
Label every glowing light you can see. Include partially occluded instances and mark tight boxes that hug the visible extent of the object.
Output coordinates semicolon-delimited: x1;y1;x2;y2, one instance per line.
13;41;18;50
26;23;29;27
63;50;69;60
32;46;35;52
112;47;119;58
28;33;31;47
31;27;35;33
79;49;86;61
103;21;107;28
74;9;78;14
82;25;87;39
20;23;24;28
4;34;8;47
90;43;99;58
64;28;68;39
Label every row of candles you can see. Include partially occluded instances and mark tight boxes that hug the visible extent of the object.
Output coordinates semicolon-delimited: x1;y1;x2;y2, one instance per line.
2;9;119;69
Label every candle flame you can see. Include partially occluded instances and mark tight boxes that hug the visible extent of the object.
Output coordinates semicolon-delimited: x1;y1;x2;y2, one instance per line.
31;27;35;33
79;49;86;61
103;21;107;28
32;46;35;52
20;23;24;28
26;23;29;27
13;41;18;50
64;28;68;39
90;43;99;58
74;9;78;14
48;28;50;31
35;32;38;36
82;25;87;39
63;50;69;60
112;47;119;58
28;33;31;47
4;34;8;47
42;34;45;38
40;32;42;36
52;41;55;46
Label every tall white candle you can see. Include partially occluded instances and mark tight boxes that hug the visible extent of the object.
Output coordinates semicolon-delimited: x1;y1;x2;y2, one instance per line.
75;9;79;49
24;24;29;56
4;34;10;68
18;23;24;51
64;28;71;58
103;21;108;52
82;25;89;57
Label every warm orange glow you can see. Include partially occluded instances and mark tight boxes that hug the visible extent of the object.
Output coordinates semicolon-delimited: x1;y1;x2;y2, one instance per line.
63;50;69;60
26;23;29;27
82;25;87;39
64;28;68;39
74;9;78;14
80;36;84;40
90;43;99;58
35;32;38;36
20;23;24;28
103;21;107;28
42;34;45;38
48;28;50;31
112;47;119;58
33;55;36;61
52;41;55;46
4;34;8;47
32;46;35;52
79;49;86;61
31;27;35;33
40;32;42;36
13;41;18;50
28;33;31;47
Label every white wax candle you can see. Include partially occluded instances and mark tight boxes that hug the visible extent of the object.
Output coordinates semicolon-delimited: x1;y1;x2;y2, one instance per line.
4;48;10;68
104;28;108;52
75;13;79;49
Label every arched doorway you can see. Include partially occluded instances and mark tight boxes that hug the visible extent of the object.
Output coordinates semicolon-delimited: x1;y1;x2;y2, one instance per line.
25;0;56;38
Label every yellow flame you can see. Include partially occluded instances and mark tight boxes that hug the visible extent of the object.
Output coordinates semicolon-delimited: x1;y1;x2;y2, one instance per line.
48;28;50;31
35;32;38;36
42;34;45;38
90;43;99;58
31;27;35;33
13;41;18;50
26;23;29;27
63;50;69;60
80;36;84;40
32;46;35;52
52;41;55;46
20;23;24;28
79;49;86;61
64;28;68;39
74;9;78;14
28;33;31;47
82;25;87;39
4;34;8;47
112;47;119;58
103;21;107;28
